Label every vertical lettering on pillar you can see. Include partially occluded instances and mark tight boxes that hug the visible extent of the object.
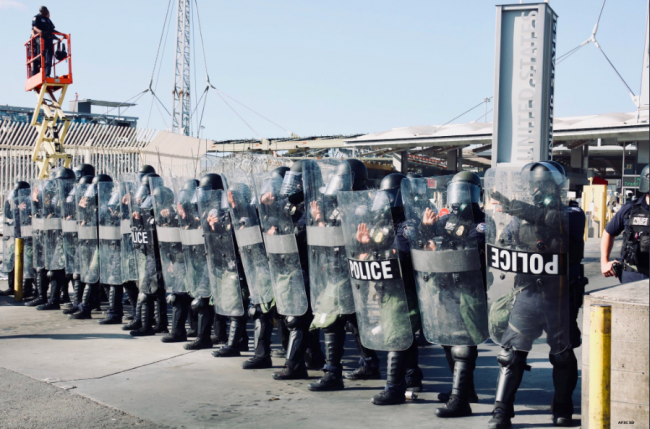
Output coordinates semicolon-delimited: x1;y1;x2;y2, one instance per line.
513;10;538;164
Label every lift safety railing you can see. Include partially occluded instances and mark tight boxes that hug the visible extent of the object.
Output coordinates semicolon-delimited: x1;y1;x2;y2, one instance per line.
24;32;73;92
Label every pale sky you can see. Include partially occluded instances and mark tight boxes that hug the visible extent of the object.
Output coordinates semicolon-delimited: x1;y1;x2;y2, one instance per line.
0;0;647;141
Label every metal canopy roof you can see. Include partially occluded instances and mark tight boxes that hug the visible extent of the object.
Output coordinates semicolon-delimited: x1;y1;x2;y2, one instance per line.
344;110;650;148
75;99;137;108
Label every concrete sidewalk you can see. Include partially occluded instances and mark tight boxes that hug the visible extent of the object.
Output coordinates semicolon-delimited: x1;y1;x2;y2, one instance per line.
0;238;620;429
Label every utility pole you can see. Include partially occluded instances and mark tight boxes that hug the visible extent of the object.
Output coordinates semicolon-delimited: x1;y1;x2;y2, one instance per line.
172;0;191;136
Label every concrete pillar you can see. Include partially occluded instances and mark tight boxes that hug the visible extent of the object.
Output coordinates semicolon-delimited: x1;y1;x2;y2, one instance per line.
391;151;409;174
447;149;462;172
582;280;649;428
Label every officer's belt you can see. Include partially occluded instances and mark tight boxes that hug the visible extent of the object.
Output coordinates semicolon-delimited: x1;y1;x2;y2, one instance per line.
21;225;33;237
78;226;98;240
99;226;121;240
306;226;345;247
411;248;480;273
263;233;298;254
157;226;181;243
180;228;204;246
31;218;44;230
62;219;78;233
120;219;132;235
234;226;263;247
43;218;62;231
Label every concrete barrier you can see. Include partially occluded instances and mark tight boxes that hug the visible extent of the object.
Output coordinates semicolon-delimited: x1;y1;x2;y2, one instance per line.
582;279;649;428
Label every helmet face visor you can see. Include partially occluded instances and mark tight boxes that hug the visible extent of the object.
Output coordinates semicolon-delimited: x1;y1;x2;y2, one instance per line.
134;185;150;205
280;171;302;197
447;182;479;205
324;172;354;196
372;187;402;212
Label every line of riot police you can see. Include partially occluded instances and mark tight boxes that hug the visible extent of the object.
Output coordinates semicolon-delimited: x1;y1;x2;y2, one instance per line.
1;159;589;429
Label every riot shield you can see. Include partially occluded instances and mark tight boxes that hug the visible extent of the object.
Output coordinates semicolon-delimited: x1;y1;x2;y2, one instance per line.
128;176;164;294
98;181;124;285
303;160;355;316
252;170;308;316
76;181;100;284
13;188;34;279
2;191;16;274
402;177;489;346
118;175;138;282
43;178;70;271
62;181;80;275
222;169;274;306
484;167;571;354
30;180;46;271
152;179;187;293
174;179;210;298
197;187;245;316
337;189;413;351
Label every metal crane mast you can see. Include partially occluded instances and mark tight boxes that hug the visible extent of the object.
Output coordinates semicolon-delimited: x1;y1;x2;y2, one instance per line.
172;0;191;136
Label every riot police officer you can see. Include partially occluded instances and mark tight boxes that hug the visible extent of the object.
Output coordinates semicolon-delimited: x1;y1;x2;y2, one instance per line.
486;162;586;428
11;182;37;302
602;164;649;283
1;189;19;296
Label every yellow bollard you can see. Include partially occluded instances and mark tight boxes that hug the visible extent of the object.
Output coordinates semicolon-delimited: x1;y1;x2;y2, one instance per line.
589;304;611;429
14;238;23;302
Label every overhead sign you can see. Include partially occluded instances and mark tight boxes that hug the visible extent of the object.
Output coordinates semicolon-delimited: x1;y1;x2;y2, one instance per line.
491;3;558;167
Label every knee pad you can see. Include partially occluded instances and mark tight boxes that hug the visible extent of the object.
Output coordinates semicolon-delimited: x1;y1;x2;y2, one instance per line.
248;305;261;320
497;348;528;369
191;298;201;312
450;345;478;363
137;292;147;303
46;270;54;280
167;294;176;304
284;316;299;329
73;273;80;281
549;348;577;368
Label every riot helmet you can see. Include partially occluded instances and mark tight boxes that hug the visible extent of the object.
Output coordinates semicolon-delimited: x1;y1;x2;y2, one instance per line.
639;164;649;194
152;186;175;210
521;161;565;208
135;173;157;205
54;167;76;181
78;175;94;186
280;160;305;199
324;161;354;196
137;165;156;183
373;173;407;220
407;173;422;179
183;179;200;191
448;171;481;205
73;164;95;181
344;159;369;191
199;173;224;191
14;181;30;191
270;166;290;180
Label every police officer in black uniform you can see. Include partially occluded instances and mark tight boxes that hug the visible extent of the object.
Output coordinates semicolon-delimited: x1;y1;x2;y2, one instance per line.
487;161;586;428
601;164;649;283
31;6;58;77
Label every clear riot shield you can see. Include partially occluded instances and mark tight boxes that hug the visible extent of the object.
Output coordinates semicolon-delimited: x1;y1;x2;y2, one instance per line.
152;179;187;293
76;182;100;284
2;192;16;273
197;187;245;316
128;176;164;294
303;160;355;316
13;188;34;279
252;170;308;316
61;181;80;275
337;189;413;351
118;175;138;282
98;181;124;285
222;169;274;306
401;177;489;346
174;179;210;298
43;179;69;271
30;180;46;271
485;167;571;354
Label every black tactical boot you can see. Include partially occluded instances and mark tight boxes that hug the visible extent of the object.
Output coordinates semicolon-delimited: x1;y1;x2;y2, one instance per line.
123;296;143;330
272;320;309;380
438;345;480;403
99;285;124;324
372;351;408;406
0;269;15;296
406;342;423;392
345;315;381;380
123;281;139;321
487;349;529;429
184;299;214;350
63;276;83;315
59;276;71;304
211;315;227;345
22;279;35;299
435;346;477;417
152;294;169;333
213;316;245;357
308;329;345;391
70;283;94;319
243;310;273;370
305;328;326;370
36;271;61;310
162;294;189;343
27;269;47;307
550;349;578;427
187;308;198;338
130;296;156;336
